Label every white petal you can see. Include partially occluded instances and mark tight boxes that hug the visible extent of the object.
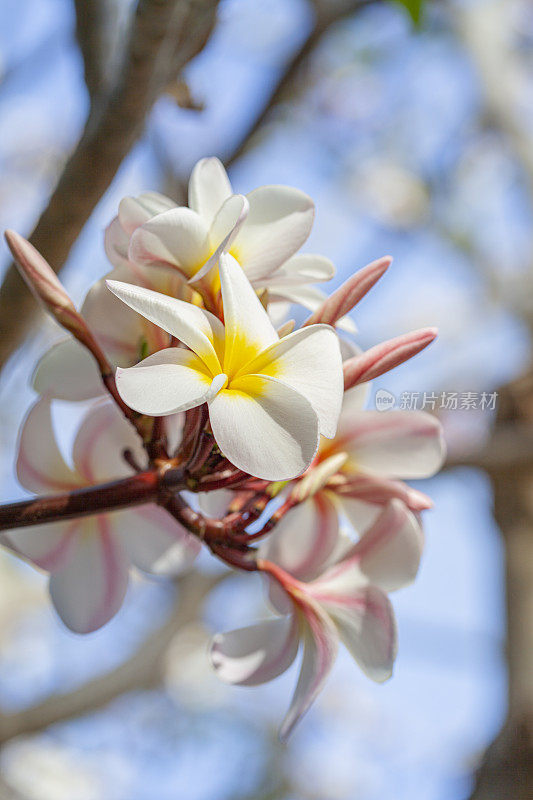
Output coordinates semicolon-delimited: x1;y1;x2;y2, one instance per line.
197;489;234;518
106;280;224;374
32;339;104;401
188;157;233;228
189;195;249;284
83;264;188;365
117;506;200;575
337;411;446;479
49;516;130;633
218;252;278;376
72;400;145;483
266;253;335;287
116;348;215;416
320;585;397;683
104;217;131;269
210;615;299;686
270;285;357;333
208;375;319;480
129;207;210;278
16;398;80;494
242;325;343;439
236;185;314;282
348;500;424;591
4;519;76;572
280;601;338;740
260;495;339;582
118;192;176;235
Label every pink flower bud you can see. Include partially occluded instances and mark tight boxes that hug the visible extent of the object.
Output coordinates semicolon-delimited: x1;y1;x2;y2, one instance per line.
5;231;108;372
302;256;391;328
343;327;437;390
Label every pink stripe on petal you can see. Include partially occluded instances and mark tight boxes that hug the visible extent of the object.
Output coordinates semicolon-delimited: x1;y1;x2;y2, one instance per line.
280;599;338;741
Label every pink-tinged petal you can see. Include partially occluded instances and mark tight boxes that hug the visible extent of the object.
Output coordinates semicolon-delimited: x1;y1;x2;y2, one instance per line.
235;186;314;282
118;192;176;235
268;284;357;333
116;348;215;417
210;615;300;687
188;157;233;228
208;374;319;481
16;398;80;494
319;585;397;684
240;324;343;439
280;600;338;740
337;410;445;479
72;400;145;484
345;500;424;592
260;495;339;582
303;256;391;328
32;338;104;401
128;208;210;278
49;515;130;633
117;506;200;575
219;253;278;377
343;327;437;390
4;519;77;572
104;216;131;269
334;473;433;512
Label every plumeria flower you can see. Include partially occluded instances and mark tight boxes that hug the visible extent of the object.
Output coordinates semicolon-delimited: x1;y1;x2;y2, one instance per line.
4;398;200;633
107;252;344;481
108;157;339;317
210;499;422;739
32;263;197;402
262;380;444;577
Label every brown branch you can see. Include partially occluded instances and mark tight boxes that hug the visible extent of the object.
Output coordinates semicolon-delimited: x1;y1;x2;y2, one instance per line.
0;0;220;369
225;0;374;169
0;471;168;531
74;0;108;105
0;571;223;744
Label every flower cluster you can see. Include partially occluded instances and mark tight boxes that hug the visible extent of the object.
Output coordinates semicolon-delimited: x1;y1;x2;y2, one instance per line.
2;157;445;736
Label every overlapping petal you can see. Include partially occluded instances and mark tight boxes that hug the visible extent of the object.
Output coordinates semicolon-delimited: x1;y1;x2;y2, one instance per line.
106;280;224;375
116;348;216;416
189;157;233;228
337;410;446;479
210;615;300;687
16;398;79;494
32;338;103;401
129;207;210;277
241;324;343;438
117;506;200;575
49;516;130;634
209;375;319;480
235;186;315;282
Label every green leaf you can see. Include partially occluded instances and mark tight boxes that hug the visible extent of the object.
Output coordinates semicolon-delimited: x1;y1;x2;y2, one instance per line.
391;0;424;26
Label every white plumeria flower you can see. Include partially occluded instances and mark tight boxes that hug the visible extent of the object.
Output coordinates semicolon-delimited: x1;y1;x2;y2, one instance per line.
262;382;444;576
318;383;445;531
32;262;196;402
5;398;200;633
210;499;423;739
107;158;337;313
107;252;344;481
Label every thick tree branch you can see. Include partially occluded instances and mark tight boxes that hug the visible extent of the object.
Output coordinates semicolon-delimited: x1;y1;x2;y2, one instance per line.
0;0;219;369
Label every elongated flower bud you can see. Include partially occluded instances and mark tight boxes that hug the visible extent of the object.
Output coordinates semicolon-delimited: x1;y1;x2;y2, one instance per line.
303;256;391;328
5;230;108;372
343;327;437;390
